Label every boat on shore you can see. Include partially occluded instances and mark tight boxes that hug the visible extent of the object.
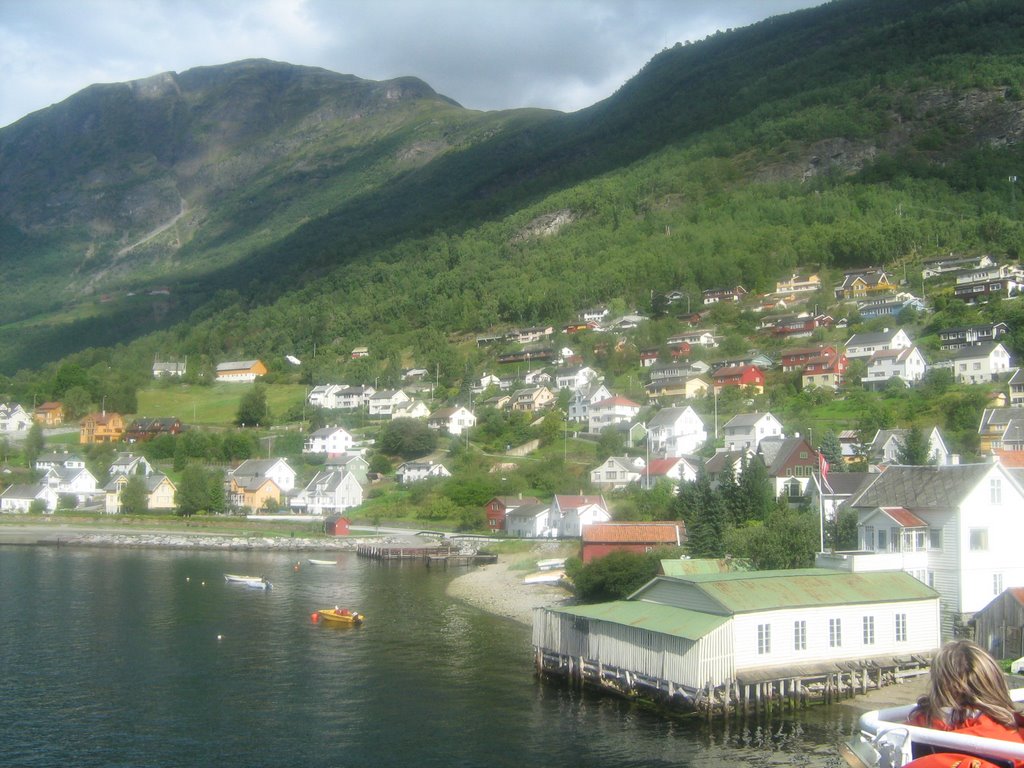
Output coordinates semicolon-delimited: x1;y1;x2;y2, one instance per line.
224;573;272;590
312;608;364;626
524;570;565;585
846;687;1024;768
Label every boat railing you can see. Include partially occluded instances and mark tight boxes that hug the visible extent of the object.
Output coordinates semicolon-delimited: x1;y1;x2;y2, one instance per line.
855;688;1024;766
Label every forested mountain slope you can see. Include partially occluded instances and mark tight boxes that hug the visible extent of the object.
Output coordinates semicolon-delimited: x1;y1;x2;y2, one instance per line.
2;0;1024;376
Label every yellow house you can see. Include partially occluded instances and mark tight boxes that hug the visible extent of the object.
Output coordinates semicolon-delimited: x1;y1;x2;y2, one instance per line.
215;360;268;383
104;472;178;514
228;476;282;512
80;412;125;444
34;401;64;426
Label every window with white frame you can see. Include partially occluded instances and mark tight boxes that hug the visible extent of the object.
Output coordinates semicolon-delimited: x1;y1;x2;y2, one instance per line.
994;573;1004;595
829;618;842;648
970;528;989;551
929;528;942;550
863;616;875;645
895;613;907;642
864;526;875;550
794;620;807;651
757;624;771;655
990;478;1002;504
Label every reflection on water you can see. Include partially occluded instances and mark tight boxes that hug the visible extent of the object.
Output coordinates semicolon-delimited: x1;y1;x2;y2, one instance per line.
1;547;858;767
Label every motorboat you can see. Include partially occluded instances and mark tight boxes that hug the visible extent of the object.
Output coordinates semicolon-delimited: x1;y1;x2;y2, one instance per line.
845;688;1024;768
312;608;364;626
524;569;565;585
224;574;272;590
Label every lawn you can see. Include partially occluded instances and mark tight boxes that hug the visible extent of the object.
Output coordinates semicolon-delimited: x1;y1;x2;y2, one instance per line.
136;383;308;427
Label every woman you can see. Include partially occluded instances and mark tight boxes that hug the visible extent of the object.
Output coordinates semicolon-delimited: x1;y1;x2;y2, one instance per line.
905;640;1024;768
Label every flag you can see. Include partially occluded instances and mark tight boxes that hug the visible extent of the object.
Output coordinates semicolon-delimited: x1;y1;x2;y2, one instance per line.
818;451;833;494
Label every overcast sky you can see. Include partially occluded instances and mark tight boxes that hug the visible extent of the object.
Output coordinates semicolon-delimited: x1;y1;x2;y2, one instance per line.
0;0;822;129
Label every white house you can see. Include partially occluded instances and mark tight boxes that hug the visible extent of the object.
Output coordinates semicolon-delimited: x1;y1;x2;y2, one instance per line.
35;452;86;473
229;458;297;494
304;425;355;455
368;389;411;417
722;412;784;452
0;483;59;513
817;462;1024;637
108;453;154;478
549;494;611;538
864;345;928;389
588;395;641;435
307;384;342;409
42;466;99;504
0;403;33;433
867;427;952;466
844;328;913;360
668;329;718;348
506;502;553;538
290;470;363;515
590;456;646;490
944;342;1013;385
639;457;699;492
427;406;477;436
392;399;431;420
568;382;612;423
534;570;940;700
555;366;600;391
395;461;451;484
645;406;707;458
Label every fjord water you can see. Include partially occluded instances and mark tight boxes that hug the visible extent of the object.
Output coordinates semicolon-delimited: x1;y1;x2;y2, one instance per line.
1;547;855;767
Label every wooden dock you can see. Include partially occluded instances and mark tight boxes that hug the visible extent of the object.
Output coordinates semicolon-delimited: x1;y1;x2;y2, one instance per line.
356;544;498;567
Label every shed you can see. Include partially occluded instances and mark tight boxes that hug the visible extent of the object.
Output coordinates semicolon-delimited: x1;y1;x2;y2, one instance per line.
972;587;1024;660
325;516;351;536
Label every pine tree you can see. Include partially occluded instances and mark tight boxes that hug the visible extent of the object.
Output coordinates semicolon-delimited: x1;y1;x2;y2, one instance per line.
818;430;845;472
897;425;931;465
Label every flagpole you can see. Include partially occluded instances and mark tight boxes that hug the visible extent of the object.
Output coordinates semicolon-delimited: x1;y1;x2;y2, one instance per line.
817;449;825;554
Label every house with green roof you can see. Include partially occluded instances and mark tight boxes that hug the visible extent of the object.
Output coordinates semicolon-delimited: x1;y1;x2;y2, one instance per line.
533;569;939;713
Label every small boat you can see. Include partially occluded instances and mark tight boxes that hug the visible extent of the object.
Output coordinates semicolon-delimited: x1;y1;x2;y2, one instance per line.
536;558;566;571
224;574;272;590
313;608;365;626
524;570;565;585
308;559;337;566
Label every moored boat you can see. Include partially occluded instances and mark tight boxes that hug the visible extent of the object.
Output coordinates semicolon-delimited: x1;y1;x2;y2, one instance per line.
224;574;272;590
312;608;364;626
308;559;337;566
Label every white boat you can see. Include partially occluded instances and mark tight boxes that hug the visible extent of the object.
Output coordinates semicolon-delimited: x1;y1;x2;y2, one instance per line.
536;558;566;571
224;573;272;590
524;570;565;585
846;687;1024;768
308;559;337;566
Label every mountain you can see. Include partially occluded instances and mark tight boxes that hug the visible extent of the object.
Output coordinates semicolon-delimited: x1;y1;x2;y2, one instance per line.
2;0;1024;376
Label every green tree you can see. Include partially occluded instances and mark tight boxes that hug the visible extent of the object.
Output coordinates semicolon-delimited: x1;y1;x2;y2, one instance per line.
235;386;270;427
724;504;819;569
379;418;438;459
818;430;845;472
119;476;150;515
896;425;931;465
62;386;93;419
596;427;625;462
676;472;726;558
176;465;217;517
564;550;663;603
23;422;44;469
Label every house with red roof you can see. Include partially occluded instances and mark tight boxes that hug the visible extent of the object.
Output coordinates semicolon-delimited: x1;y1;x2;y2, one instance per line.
639;457;699;493
580;522;687;563
711;364;765;394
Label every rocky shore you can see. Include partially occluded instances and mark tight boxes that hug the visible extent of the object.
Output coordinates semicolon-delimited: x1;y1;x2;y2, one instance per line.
446;553;576;626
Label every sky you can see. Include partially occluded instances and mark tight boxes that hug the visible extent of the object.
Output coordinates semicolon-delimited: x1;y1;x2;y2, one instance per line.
0;0;822;129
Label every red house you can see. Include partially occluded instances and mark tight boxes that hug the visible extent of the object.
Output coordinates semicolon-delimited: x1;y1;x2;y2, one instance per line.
484;496;540;532
711;364;765;394
581;522;687;564
325;516;351;536
780;345;838;372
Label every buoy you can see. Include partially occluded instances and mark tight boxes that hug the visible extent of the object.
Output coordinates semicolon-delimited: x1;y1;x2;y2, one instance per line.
311;612;320;623
201;581;206;586
217;634;223;641
294;562;301;572
186;577;190;582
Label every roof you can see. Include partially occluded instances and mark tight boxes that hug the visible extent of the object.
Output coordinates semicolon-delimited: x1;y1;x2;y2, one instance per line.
821;472;874;496
582;523;683;545
636;569;938;613
878;506;929;528
758;436;813;475
216;360;262;371
660;558;752;576
723;411;775;429
554;494;607;512
506;502;550;519
846;463;996;510
846;328;905;346
552;600;729;641
644;457;690;477
949;342;1005;360
645;406;699;429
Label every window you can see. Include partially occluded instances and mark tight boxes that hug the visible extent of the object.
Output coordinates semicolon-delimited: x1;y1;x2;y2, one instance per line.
990;478;1002;504
929;528;942;550
757;624;771;655
994;573;1004;595
895;613;907;642
794;620;807;651
970;528;989;551
877;529;888;551
863;616;875;645
829;618;842;648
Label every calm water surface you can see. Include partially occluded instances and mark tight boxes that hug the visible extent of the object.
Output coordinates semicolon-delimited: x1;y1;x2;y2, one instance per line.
0;547;857;767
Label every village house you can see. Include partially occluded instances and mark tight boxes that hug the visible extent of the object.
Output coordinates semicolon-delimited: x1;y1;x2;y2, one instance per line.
937;322;1008;351
768;313;832;339
867;427;952;467
639;349;660;368
580;307;609;324
0;403;33;433
33;401;64;426
645;406;706;458
368;389;411;417
307;384;342;409
324;454;370;485
922;254;993;279
549;494;611;538
940;342;1013;385
554;366;600;391
427;406;477;436
124;417;184;443
757;435;818;502
704;450;749;488
395;461;451;484
483;495;541;533
702;286;747;305
108;452;153;478
952;269;1021;303
42;464;98;505
645;374;710;402
580;522;686;563
588;395;641;435
152;358;186;378
351;346;370;359
506;502;553;538
104;472;176;514
215;359;267;383
1009;368;1024;407
711;364;765;394
844;327;913;360
775;273;821;295
834;268;894;299
290;470;363;515
226;458;296;512
308;384;376;411
507;326;554;344
0;483;59;513
511;386;556;413
818;461;1024;637
668;329;718;348
80;412;125;445
639;457;699;493
801;350;847;390
534;569;939;713
35;451;86;473
589;456;646;490
304;425;355;456
392;399;431;421
977;408;1024;453
722;412;784;452
863;346;928;390
522;369;552;387
568;381;613;422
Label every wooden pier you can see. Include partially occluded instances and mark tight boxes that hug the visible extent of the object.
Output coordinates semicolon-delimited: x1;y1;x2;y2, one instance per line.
356;544;499;567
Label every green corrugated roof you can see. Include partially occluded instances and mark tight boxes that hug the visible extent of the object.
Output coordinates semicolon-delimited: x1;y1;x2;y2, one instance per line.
549;601;729;640
650;568;938;613
660;558;752;576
